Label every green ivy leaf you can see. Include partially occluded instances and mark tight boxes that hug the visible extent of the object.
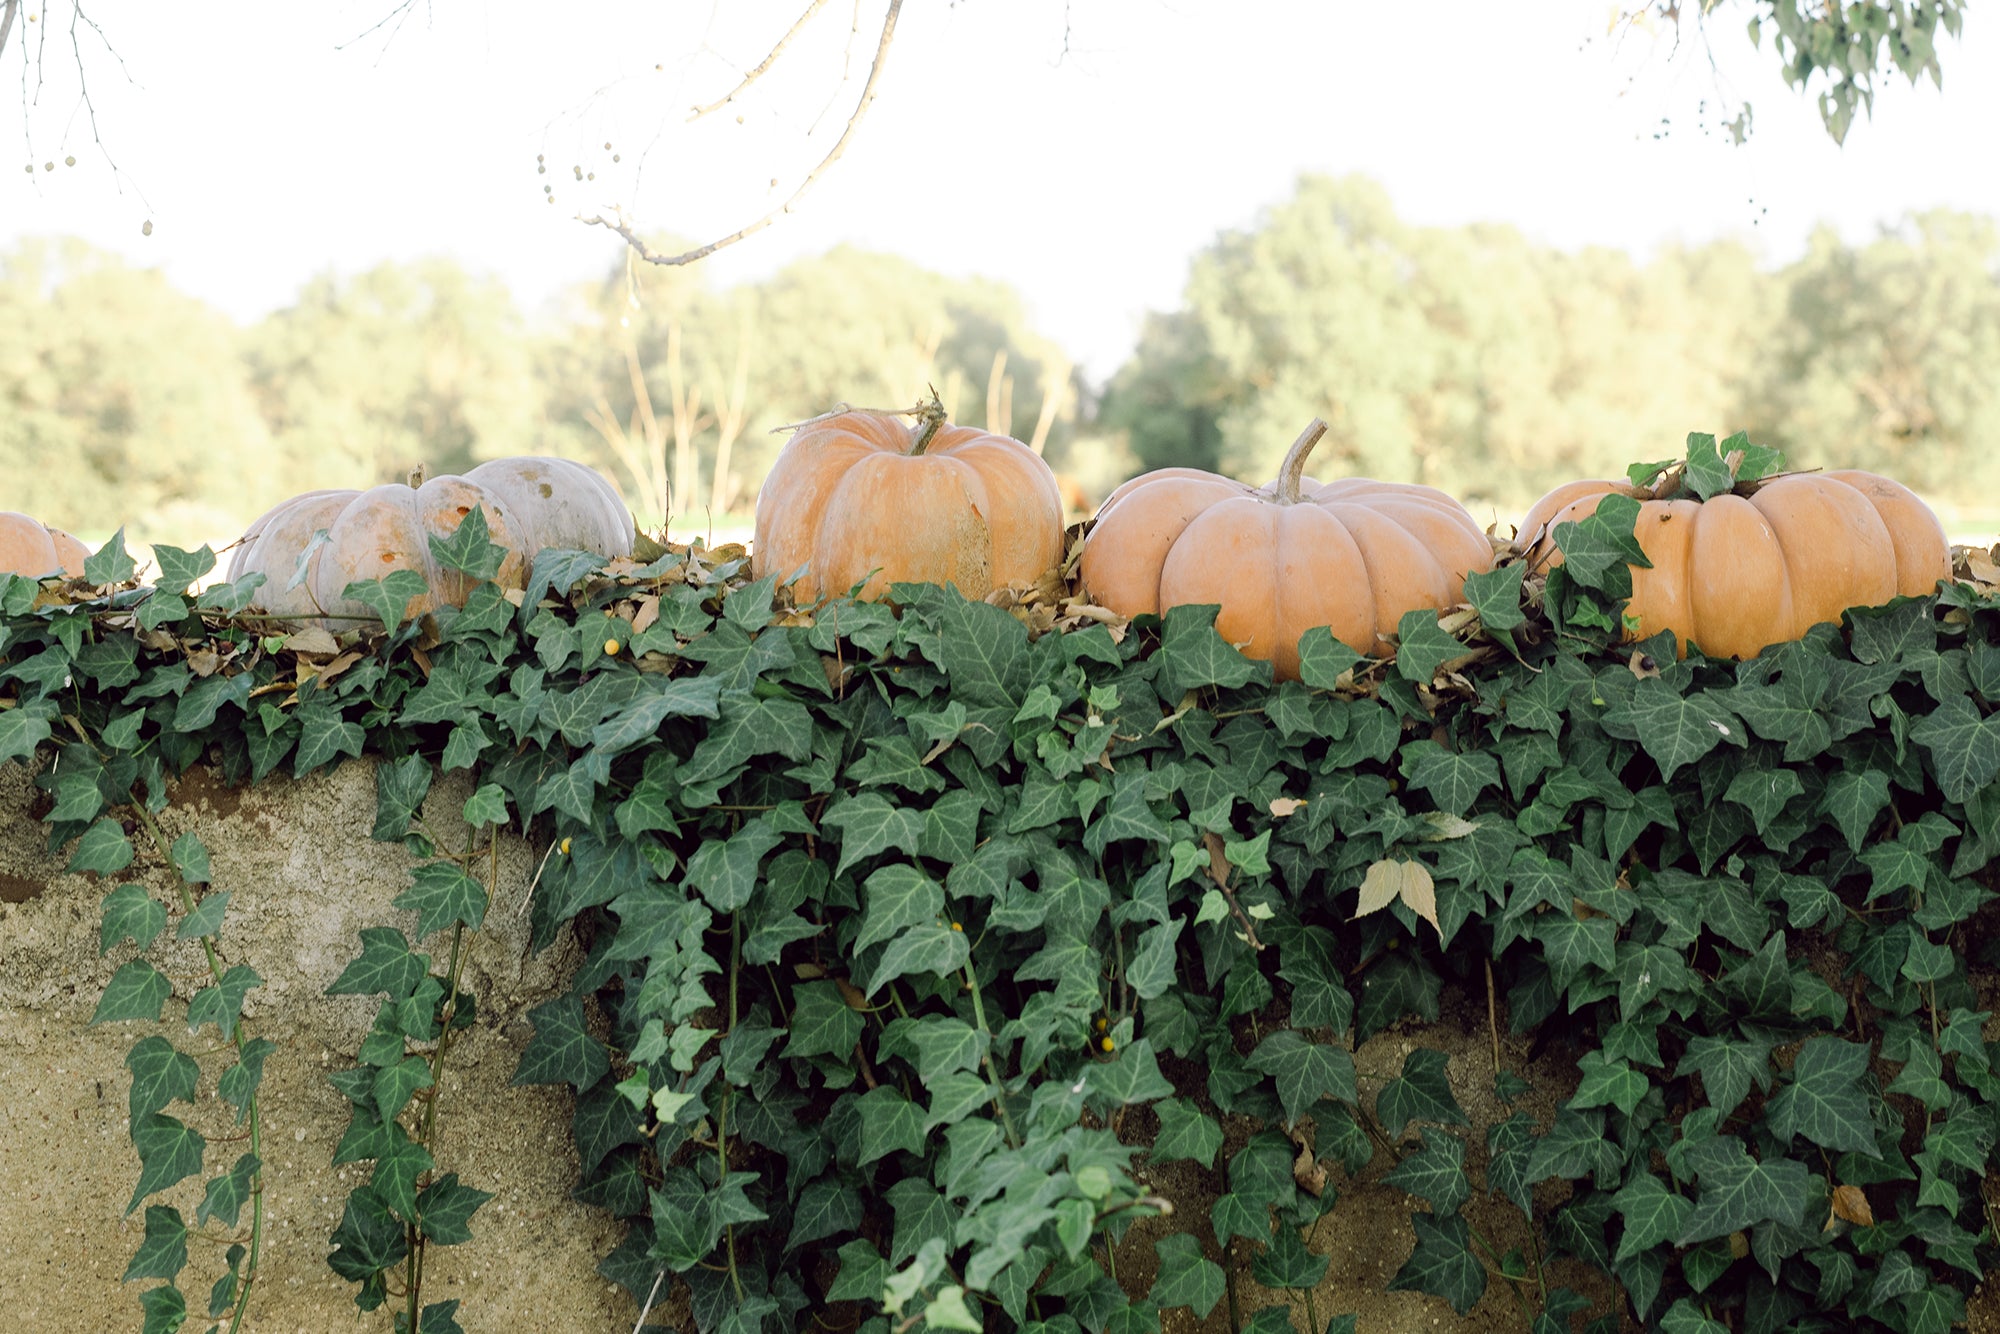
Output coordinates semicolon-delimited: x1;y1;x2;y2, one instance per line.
151;543;216;594
327;928;429;999
135;1284;186;1334
1148;1234;1224;1317
1602;680;1744;780
1382;1131;1470;1215
1675;1136;1810;1245
176;890;230;941
1393;609;1463;684
784;982;865;1061
185;964;260;1040
1087;1038;1176;1106
1401;744;1501;817
69;817;135;875
218;1038;275;1124
93;960;173;1025
1159;603;1271;694
416;1173;494;1245
1376;1047;1467;1138
1150;1098;1224;1168
1569;1051;1650;1117
196;1153;261;1230
864;923;970;999
1250;1223;1329;1290
394;862;489;938
1247;1029;1357;1125
427;504;509;582
342;569;431;630
1463;563;1527;650
84;526;139;584
128;1114;207;1213
1297;628;1363;689
1612;1173;1692;1263
512;995;609;1089
1387;1210;1485;1314
827;1238;887;1302
855;864;945;953
854;1086;927;1166
101;883;167;955
1907;693;2000;804
122;1204;189;1283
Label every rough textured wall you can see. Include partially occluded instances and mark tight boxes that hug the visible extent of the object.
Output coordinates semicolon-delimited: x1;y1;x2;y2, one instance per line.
0;756;638;1332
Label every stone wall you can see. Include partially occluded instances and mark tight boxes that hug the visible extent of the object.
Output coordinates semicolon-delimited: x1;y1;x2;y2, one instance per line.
0;757;638;1331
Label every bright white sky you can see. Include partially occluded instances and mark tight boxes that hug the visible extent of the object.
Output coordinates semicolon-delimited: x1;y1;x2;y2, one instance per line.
1;1;1991;380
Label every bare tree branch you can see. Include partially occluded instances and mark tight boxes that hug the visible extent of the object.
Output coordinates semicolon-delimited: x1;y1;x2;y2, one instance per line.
0;1;20;67
337;0;432;54
689;0;828;121
579;0;903;269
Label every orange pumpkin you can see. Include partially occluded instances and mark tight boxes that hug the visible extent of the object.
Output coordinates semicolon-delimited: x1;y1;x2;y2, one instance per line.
751;400;1064;602
1079;420;1496;680
0;513;90;578
227;457;633;623
1519;468;1950;659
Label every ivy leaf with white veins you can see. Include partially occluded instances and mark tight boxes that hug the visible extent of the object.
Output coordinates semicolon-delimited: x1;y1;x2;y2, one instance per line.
1149;1234;1225;1317
1246;1029;1357;1125
1675;1136;1811;1246
1354;858;1439;937
1383;1131;1470;1215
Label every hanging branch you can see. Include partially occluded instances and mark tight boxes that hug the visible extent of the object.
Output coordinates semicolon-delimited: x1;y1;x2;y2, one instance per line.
689;0;829;120
579;0;903;268
0;1;19;65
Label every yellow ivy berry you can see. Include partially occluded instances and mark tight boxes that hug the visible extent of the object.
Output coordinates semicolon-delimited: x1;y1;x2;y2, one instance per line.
559;837;572;855
604;639;621;656
950;921;963;932
1099;1036;1116;1053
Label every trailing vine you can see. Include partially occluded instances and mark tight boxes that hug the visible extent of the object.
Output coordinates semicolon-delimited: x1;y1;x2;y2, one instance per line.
6;434;1999;1333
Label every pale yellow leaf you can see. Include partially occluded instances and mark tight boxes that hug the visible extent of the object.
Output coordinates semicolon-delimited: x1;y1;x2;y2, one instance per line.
1269;797;1308;818
1355;858;1439;936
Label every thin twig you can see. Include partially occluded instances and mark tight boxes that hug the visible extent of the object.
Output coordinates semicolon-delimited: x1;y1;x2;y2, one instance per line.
689;0;828;119
580;0;903;267
0;1;20;66
630;1267;667;1333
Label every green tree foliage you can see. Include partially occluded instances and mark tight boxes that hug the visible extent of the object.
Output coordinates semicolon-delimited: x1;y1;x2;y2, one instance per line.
245;259;552;493
1103;175;1781;511
1102;174;2000;528
0;239;273;539
541;243;1083;523
1757;213;2000;497
1630;0;1965;144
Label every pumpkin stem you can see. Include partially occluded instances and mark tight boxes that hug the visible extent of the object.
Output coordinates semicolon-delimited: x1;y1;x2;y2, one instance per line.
907;389;949;456
1271;419;1330;504
408;463;428;490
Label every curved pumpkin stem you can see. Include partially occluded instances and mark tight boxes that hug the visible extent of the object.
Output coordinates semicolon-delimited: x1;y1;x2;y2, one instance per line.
907;390;950;456
1270;419;1330;505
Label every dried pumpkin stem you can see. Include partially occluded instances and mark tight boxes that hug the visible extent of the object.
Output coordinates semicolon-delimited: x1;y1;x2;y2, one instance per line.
1270;418;1330;504
907;393;950;456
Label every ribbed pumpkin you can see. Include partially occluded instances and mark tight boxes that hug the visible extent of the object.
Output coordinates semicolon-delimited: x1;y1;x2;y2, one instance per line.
751;399;1065;602
227;457;633;623
1079;420;1496;680
0;513;90;578
1519;467;1951;660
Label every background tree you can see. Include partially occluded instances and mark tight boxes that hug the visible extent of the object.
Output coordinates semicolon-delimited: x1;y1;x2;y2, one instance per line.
0;237;271;543
243;259;551;491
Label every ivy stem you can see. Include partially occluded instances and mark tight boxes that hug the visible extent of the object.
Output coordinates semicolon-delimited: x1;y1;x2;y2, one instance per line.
128;801;266;1334
962;956;1022;1150
723;912;744;1303
1303;1285;1319;1334
403;830;492;1331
